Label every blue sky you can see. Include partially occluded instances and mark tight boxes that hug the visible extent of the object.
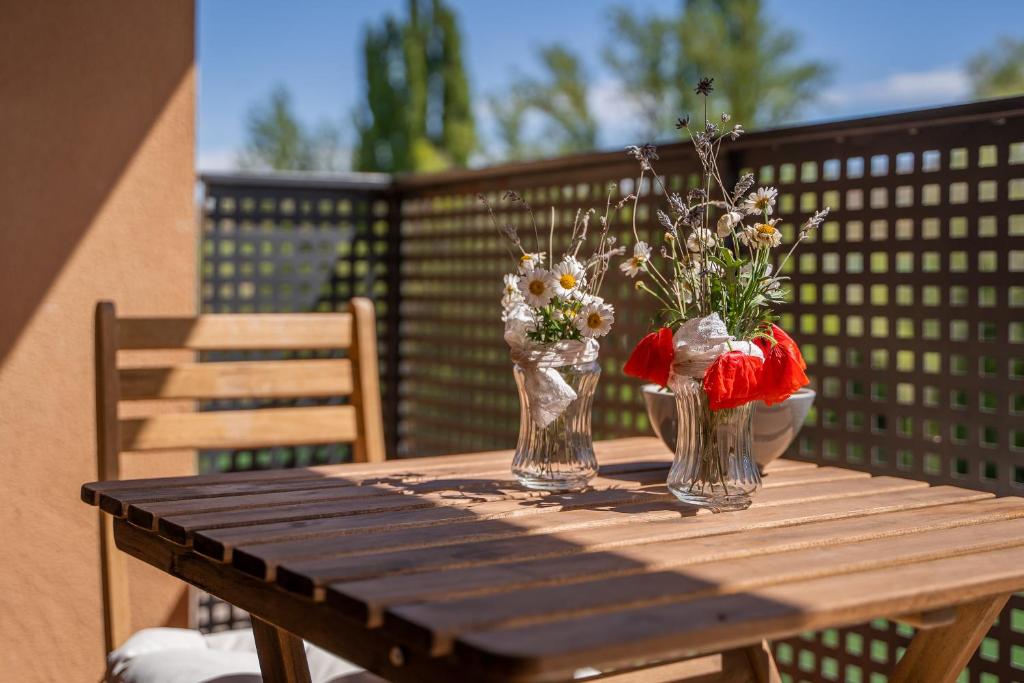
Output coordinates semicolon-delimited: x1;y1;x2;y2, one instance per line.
197;0;1024;170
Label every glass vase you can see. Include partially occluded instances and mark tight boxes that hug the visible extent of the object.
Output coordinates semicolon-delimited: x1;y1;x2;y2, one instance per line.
667;377;761;511
512;359;600;492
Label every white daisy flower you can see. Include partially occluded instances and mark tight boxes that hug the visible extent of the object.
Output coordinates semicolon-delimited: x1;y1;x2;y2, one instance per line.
619;241;652;278
739;220;783;249
574;301;615;338
741;187;778;216
685;228;718;253
518;252;546;273
551;257;586;297
518;268;555;307
502;273;519;297
501;273;524;310
502;291;523;310
716;210;743;237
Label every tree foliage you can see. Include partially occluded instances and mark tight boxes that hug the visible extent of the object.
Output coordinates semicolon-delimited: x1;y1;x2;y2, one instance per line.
970;37;1024;99
602;8;679;138
354;0;476;172
238;85;342;172
489;46;598;161
239;86;309;171
604;0;831;136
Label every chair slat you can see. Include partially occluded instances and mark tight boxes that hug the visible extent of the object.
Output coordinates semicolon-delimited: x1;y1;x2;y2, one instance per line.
119;359;354;400
120;405;357;452
117;314;352;350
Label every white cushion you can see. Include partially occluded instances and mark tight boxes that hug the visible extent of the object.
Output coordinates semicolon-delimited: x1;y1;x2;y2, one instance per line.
108;627;369;683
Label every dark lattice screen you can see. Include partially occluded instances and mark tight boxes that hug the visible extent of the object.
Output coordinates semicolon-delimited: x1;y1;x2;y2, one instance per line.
396;99;1024;682
198;98;1024;679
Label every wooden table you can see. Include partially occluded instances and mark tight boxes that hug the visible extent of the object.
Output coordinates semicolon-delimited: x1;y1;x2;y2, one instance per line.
83;437;1024;683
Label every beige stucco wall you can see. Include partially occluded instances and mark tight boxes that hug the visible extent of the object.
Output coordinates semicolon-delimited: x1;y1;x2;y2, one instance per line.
0;2;197;681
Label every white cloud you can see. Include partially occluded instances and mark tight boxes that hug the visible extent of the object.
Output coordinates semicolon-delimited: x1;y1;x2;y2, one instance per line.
820;67;971;112
196;147;237;172
589;80;643;127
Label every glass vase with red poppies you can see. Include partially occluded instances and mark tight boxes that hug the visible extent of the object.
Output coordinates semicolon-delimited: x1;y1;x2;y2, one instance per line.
619;77;830;511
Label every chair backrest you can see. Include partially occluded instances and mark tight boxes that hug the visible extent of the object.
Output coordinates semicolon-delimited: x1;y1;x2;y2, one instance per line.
94;298;386;652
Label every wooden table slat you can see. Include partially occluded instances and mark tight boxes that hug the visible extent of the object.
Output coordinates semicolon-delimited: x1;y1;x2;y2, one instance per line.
81;436;666;504
183;467;885;551
231;467;869;581
273;478;953;599
450;544;1024;678
153;465;680;544
327;495;1024;628
186;459;823;561
127;457;677;531
101;437;675;515
385;507;1024;654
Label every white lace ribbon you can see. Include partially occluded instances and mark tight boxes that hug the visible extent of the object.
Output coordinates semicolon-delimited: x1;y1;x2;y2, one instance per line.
505;312;599;429
667;313;763;393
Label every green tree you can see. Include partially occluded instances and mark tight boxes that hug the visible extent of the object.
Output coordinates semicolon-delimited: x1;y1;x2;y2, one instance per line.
238;85;343;171
969;37;1024;98
523;47;598;154
487;90;532;162
354;0;476;172
602;8;679;139
488;46;598;161
604;0;831;134
238;85;314;171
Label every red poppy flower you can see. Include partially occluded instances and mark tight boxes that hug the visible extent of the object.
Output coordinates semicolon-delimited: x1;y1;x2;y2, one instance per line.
753;324;809;406
623;327;675;387
703;351;764;410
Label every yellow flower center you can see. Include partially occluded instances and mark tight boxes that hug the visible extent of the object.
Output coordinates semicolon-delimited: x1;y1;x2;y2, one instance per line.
587;312;603;328
559;274;577;289
528;280;546;295
520;254;532;264
756;223;777;235
755;197;771;210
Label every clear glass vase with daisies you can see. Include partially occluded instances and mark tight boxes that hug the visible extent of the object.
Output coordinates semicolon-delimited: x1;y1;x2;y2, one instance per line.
621;77;830;511
481;190;623;491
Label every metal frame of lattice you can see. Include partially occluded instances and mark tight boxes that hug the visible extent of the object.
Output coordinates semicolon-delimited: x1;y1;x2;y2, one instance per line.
199;97;1024;680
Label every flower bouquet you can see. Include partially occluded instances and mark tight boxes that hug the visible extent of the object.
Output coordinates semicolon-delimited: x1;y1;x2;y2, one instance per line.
621;77;830;511
481;191;623;491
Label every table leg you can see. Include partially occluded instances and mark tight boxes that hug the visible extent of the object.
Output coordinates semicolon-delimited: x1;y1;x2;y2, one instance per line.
889;594;1009;683
252;615;312;683
743;641;782;683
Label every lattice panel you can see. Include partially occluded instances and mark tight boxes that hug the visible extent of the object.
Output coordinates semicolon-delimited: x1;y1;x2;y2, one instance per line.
397;100;1024;682
398;165;683;457
741;108;1024;683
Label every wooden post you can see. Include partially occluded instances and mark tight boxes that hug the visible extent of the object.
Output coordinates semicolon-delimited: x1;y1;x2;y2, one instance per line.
95;301;131;653
251;616;312;683
347;298;386;462
889;594;1009;683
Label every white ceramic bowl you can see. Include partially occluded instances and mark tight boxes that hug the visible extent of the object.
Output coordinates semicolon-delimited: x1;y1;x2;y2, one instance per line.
641;384;816;468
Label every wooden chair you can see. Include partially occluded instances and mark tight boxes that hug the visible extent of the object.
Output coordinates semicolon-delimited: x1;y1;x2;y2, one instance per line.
94;299;386;658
